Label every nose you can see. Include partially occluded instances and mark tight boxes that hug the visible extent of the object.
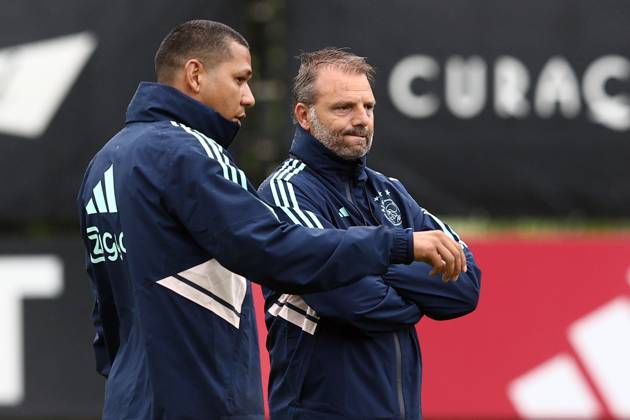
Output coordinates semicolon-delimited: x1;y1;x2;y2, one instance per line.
352;106;370;127
242;83;255;108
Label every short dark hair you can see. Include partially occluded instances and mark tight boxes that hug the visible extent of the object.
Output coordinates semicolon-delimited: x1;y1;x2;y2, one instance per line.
154;20;249;84
292;48;375;107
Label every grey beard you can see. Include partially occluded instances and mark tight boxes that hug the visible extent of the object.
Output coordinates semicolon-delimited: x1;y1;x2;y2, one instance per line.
308;107;372;160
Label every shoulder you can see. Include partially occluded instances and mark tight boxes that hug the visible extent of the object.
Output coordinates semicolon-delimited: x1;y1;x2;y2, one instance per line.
259;157;319;198
366;167;414;200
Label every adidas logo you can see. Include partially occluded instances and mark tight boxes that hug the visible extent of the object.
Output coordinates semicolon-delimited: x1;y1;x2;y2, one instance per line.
338;207;350;218
508;271;630;418
85;164;117;214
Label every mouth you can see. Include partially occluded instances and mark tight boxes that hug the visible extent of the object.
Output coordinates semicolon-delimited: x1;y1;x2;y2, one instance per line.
344;134;368;142
234;114;246;124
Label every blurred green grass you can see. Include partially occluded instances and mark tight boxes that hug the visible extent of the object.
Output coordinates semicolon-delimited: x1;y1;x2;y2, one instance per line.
444;217;630;238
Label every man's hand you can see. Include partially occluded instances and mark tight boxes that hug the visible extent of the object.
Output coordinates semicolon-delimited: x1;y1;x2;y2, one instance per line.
412;230;467;282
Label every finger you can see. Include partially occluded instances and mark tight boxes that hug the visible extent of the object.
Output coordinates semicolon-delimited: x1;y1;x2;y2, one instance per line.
436;243;456;281
445;240;464;280
429;257;446;277
460;244;467;274
427;242;446;275
442;238;465;281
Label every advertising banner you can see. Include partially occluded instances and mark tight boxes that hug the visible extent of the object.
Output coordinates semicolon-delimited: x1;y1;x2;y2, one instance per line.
286;0;630;216
420;235;630;418
2;235;629;418
0;235;102;419
254;235;630;418
0;0;243;225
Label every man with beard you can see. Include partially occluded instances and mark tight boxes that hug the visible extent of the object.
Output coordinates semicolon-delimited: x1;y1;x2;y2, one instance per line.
258;48;482;419
78;22;468;419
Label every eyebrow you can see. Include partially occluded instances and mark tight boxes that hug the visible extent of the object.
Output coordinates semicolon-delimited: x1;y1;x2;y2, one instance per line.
331;100;376;107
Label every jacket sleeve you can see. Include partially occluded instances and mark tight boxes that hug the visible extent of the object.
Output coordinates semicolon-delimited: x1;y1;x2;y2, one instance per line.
161;130;412;294
382;192;481;321
258;177;421;333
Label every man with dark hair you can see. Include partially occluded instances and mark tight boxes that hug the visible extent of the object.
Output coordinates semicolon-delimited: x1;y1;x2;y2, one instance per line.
259;48;481;419
78;22;466;419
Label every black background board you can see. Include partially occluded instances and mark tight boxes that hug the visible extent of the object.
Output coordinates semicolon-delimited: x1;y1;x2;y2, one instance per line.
0;235;103;418
0;0;244;226
285;0;630;216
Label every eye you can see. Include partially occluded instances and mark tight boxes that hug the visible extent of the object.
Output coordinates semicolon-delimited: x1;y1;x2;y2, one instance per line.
335;104;352;111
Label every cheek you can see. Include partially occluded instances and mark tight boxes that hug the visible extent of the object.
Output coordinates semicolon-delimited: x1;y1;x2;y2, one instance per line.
325;116;350;133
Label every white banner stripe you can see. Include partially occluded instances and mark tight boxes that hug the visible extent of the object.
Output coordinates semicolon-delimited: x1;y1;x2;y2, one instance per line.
157;277;240;328
568;297;630;417
104;164;117;213
508;354;600;418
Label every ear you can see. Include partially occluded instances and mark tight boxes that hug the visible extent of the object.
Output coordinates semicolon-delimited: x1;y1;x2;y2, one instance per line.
182;59;204;95
294;103;311;130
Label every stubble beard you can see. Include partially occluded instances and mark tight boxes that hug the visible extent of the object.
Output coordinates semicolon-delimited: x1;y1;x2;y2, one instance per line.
308;107;373;160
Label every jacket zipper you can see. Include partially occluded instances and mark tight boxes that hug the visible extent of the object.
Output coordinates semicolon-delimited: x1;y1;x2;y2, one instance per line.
393;332;406;420
348;179;405;418
344;180;355;205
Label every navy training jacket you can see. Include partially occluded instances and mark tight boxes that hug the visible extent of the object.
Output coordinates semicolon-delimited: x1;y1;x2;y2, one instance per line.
258;127;482;420
77;83;414;419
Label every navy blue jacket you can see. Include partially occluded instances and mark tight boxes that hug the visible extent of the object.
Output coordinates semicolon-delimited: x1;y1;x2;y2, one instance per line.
258;127;482;420
77;83;414;420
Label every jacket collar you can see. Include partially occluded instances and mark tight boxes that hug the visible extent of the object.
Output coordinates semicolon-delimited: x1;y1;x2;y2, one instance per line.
125;82;240;148
289;126;368;183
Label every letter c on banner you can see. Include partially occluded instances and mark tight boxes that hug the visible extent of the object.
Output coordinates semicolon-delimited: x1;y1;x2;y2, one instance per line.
388;55;440;118
583;55;630;131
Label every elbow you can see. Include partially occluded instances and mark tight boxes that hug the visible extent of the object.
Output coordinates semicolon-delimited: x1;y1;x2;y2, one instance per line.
426;288;480;321
456;283;481;317
448;267;482;317
464;285;480;313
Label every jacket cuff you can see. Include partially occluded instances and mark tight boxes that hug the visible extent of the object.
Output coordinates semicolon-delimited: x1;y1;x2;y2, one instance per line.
390;228;413;264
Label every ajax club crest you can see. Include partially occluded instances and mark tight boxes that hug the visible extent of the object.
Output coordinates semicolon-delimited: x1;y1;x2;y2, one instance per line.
374;190;402;226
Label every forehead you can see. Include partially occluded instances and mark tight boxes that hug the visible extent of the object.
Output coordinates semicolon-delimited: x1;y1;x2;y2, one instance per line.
218;40;252;71
313;67;374;103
